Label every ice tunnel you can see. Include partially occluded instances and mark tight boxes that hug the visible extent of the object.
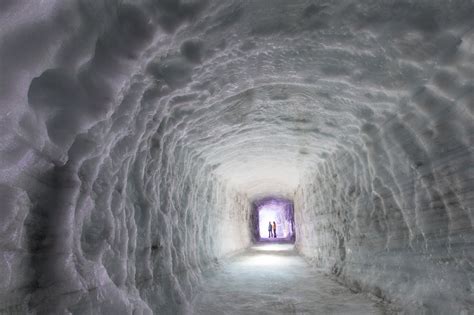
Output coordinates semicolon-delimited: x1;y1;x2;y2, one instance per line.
0;0;473;314
251;197;295;241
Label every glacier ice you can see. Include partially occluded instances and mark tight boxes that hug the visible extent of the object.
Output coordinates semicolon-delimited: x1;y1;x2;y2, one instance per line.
192;243;394;314
0;0;473;314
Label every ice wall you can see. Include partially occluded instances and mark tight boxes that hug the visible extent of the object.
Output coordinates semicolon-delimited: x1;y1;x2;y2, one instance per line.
0;1;253;313
0;0;473;313
295;69;474;313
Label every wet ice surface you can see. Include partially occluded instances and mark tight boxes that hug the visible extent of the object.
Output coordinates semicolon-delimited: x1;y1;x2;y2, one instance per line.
192;243;390;314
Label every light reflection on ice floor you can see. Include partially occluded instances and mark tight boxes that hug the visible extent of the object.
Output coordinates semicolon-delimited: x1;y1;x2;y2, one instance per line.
239;253;291;267
192;243;392;314
250;243;294;251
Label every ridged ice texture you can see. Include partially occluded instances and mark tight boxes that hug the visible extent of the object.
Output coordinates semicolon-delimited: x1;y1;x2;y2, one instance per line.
295;95;474;313
0;0;473;313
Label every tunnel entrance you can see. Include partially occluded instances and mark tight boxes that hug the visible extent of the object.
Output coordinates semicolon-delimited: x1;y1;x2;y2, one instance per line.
251;197;295;242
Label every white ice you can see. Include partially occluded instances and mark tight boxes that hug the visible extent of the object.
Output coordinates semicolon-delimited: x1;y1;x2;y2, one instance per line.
192;243;392;314
0;0;473;314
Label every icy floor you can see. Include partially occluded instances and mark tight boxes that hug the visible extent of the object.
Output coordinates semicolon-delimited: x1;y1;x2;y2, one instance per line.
192;243;392;314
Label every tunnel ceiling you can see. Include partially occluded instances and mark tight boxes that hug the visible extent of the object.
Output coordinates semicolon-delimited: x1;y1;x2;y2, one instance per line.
1;1;474;313
1;0;473;200
154;1;472;198
143;0;472;199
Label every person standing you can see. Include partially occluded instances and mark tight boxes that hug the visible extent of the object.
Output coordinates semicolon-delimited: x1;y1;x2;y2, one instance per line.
272;221;277;238
268;222;273;238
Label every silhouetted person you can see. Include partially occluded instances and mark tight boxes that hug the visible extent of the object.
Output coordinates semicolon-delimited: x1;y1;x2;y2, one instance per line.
272;221;277;238
268;222;273;238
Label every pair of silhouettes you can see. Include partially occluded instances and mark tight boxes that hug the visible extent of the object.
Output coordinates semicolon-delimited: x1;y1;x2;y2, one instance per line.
268;221;277;238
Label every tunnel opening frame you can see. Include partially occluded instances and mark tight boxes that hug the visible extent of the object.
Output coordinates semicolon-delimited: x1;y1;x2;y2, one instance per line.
250;197;296;243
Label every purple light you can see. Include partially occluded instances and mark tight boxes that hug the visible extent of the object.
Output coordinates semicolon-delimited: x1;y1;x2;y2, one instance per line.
253;197;295;241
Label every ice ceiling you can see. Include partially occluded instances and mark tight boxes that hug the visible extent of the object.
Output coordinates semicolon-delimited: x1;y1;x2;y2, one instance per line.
0;0;473;314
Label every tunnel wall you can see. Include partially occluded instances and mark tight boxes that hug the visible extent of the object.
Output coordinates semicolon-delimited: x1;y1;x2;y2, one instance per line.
295;82;474;313
1;1;474;314
0;3;253;313
1;102;252;315
1;104;252;314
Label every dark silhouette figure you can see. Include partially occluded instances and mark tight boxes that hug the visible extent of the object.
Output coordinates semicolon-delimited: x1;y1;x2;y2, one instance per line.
268;222;273;238
272;221;277;238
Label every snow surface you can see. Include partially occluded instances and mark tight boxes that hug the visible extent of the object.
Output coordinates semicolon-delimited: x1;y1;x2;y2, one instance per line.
0;0;473;313
192;243;394;314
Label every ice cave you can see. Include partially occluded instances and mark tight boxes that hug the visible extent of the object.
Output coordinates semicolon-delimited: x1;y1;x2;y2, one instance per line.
252;197;295;240
0;0;473;314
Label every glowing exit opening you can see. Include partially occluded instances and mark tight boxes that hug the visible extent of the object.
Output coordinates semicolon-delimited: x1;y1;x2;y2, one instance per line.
251;197;295;242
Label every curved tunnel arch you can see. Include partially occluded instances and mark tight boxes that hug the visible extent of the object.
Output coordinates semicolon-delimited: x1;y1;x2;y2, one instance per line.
0;0;473;314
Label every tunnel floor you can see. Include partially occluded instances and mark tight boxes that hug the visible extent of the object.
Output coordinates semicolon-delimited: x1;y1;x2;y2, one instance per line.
191;243;394;314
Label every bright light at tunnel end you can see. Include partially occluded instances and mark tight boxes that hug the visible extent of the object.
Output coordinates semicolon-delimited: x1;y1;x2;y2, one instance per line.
254;197;295;241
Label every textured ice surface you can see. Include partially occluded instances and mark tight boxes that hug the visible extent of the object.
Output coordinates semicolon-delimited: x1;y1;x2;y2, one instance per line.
192;243;393;314
0;0;473;313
